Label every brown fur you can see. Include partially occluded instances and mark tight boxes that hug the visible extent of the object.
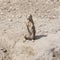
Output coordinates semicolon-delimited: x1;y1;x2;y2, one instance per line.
24;14;36;40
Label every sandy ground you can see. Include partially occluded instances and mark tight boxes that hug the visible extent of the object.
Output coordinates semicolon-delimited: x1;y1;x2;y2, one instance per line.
0;0;60;60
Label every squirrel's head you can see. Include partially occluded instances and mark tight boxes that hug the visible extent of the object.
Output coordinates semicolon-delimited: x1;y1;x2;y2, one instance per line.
27;14;32;21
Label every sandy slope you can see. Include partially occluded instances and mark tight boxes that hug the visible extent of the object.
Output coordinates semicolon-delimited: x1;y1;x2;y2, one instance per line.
0;0;60;60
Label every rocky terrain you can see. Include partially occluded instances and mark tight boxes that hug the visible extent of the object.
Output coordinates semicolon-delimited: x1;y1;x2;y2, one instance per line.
0;0;60;60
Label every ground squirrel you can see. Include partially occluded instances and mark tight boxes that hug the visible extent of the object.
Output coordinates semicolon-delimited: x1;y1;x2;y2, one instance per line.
24;14;36;40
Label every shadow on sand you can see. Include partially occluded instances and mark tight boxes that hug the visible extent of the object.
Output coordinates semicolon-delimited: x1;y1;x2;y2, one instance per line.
35;35;47;40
